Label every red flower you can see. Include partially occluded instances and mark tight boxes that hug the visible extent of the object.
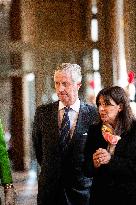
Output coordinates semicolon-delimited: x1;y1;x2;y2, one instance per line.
103;132;121;145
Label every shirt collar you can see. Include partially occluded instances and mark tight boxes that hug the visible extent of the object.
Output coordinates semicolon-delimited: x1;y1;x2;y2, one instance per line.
59;98;80;112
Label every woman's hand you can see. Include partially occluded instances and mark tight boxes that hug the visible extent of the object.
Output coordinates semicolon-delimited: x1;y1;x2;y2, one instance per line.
93;148;111;168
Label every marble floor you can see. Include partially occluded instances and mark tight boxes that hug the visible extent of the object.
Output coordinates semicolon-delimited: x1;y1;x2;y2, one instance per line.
0;169;38;205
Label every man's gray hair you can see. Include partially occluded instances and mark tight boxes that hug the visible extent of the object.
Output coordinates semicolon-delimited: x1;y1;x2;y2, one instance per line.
55;63;82;83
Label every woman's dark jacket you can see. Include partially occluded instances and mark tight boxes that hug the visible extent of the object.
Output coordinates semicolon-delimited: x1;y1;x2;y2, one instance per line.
85;119;136;205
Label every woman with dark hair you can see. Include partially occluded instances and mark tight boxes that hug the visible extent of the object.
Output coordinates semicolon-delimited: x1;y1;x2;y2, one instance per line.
85;86;136;205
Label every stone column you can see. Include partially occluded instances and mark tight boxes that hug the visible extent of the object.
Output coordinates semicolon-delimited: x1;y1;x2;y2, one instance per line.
98;0;116;87
9;0;25;171
124;0;136;74
98;0;127;87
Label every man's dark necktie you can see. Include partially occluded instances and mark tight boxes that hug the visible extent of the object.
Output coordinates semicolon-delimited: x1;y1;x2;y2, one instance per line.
59;107;71;152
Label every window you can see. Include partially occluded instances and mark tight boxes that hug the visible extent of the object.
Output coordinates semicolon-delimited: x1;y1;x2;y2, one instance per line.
84;0;101;104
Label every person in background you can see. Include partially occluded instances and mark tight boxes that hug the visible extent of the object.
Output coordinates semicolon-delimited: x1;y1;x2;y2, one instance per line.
84;86;136;205
0;119;15;205
32;63;99;205
85;79;96;106
126;70;136;117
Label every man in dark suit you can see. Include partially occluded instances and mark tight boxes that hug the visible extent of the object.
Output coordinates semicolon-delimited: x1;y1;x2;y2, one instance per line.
32;63;98;205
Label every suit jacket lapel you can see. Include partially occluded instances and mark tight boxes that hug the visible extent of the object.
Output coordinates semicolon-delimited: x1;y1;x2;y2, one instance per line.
52;101;59;126
50;101;60;141
73;101;88;135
